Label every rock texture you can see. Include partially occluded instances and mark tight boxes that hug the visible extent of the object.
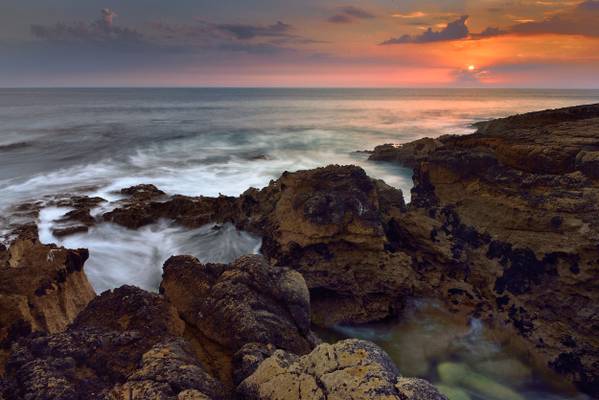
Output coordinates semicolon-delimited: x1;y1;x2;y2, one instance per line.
366;103;599;396
0;226;95;373
2;285;226;400
161;254;318;356
35;103;599;396
237;339;447;400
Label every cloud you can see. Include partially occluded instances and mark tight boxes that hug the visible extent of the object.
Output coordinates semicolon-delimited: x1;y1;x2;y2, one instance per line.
30;9;142;45
381;15;469;44
328;14;353;23
510;0;599;37
391;11;427;19
327;6;375;23
216;21;292;40
472;26;506;39
452;66;491;85
339;6;375;19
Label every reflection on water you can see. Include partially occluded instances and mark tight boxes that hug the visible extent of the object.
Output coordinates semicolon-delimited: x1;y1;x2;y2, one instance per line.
38;206;262;293
319;300;589;400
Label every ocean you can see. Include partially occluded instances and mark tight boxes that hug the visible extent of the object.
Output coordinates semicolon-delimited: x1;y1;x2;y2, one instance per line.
2;88;597;399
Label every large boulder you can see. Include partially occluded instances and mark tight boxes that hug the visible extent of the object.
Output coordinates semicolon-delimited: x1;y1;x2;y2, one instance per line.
0;227;95;373
161;254;318;355
237;339;447;400
234;165;413;326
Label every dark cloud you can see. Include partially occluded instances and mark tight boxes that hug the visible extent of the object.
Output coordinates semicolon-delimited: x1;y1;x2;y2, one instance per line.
327;6;375;23
216;21;292;40
328;14;353;24
510;1;599;37
30;9;143;45
471;26;506;39
578;0;599;11
338;6;375;19
381;15;469;44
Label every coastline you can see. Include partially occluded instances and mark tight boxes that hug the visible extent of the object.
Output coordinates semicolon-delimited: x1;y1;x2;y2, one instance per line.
1;103;598;399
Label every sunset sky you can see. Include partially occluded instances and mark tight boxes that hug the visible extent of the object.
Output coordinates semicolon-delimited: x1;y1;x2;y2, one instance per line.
1;0;598;87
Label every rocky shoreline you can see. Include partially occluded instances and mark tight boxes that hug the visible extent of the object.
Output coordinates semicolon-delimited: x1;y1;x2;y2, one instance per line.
1;104;598;399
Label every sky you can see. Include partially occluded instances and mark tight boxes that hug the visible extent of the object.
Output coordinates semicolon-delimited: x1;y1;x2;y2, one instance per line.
1;0;598;87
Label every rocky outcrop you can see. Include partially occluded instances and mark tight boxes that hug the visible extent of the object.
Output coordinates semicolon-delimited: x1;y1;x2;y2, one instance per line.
161;254;318;355
103;185;237;230
237;339;447;400
0;227;95;373
2;285;226;399
366;103;599;396
51;195;106;237
233;166;414;325
368;137;447;168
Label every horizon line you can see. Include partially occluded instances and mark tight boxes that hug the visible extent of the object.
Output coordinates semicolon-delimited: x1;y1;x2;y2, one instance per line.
2;86;599;90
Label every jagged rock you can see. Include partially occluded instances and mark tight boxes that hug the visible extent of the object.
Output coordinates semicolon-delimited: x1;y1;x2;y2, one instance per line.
103;194;237;230
71;285;185;339
51;195;106;236
0;229;95;373
237;339;447;400
107;339;226;400
120;184;166;201
161;254;318;355
233;343;277;386
368;138;446;168
234;165;412;326
2;286;224;400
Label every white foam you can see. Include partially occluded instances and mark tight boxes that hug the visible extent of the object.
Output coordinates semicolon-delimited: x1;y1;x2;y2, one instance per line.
38;207;261;293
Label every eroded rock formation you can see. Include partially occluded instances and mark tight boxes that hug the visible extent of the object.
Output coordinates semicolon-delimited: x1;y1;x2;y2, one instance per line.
2;285;226;400
237;339;446;400
0;226;95;373
366;103;599;396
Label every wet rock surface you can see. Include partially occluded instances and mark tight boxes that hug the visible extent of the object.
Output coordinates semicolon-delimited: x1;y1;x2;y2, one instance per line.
237;339;447;400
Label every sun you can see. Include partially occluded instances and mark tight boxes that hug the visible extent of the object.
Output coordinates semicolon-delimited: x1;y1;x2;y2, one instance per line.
468;65;476;71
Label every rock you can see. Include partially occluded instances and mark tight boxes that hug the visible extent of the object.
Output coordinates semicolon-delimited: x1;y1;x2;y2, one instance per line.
237;339;447;400
161;254;318;355
234;165;412;326
107;339;226;400
120;184;166;201
395;378;449;400
437;362;524;400
103;194;237;230
0;229;95;373
2;286;224;400
71;285;185;339
368;138;446;168
232;343;277;386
